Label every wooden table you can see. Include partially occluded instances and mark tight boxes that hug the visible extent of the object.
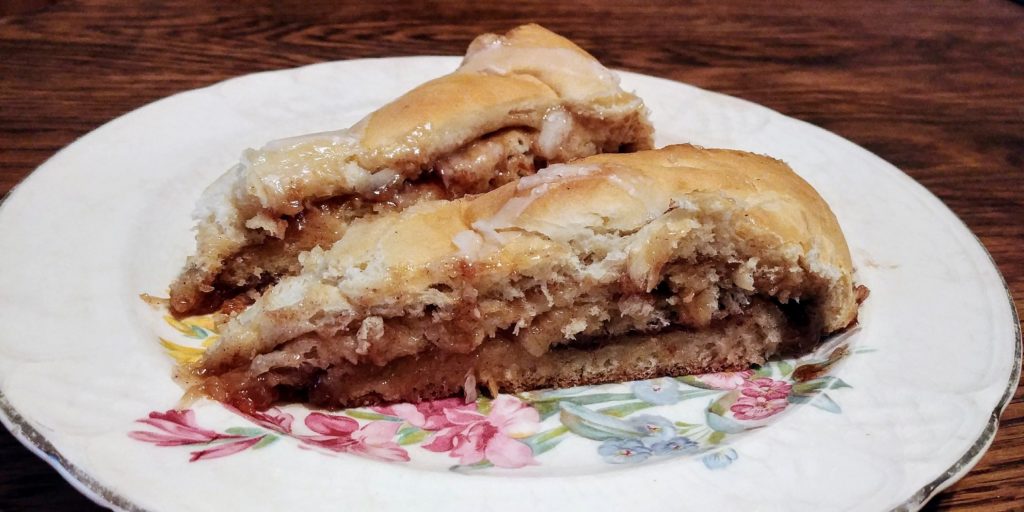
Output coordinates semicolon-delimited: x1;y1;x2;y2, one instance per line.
1;1;1021;510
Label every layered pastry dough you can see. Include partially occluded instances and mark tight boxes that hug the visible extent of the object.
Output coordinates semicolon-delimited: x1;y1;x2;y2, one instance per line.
187;145;860;411
170;24;653;315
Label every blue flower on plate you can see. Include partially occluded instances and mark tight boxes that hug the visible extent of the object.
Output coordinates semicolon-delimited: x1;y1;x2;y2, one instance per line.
598;438;651;464
702;448;738;470
631;377;682;405
628;414;676;442
650;436;700;456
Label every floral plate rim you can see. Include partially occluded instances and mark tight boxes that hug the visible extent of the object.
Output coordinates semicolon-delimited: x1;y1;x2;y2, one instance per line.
2;290;1014;511
0;57;1020;511
0;272;1017;512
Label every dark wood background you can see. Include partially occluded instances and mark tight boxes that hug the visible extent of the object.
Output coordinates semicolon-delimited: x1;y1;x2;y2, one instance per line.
1;0;1021;510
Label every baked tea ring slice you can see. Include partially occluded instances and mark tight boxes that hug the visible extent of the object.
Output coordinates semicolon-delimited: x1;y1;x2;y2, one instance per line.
186;144;860;412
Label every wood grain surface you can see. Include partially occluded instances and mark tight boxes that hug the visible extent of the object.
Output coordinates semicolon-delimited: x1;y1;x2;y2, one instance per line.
1;1;1021;510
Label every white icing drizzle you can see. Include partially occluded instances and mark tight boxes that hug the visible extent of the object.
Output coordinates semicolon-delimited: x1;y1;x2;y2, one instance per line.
459;45;620;88
464;163;605;255
470;192;538;246
537;108;573;158
193;162;245;227
361;168;401;195
454;160;673;263
517;162;602;191
606;173;671;220
260;128;357;152
452;229;485;259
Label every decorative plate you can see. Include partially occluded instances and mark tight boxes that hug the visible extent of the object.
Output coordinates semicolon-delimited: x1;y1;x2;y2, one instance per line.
0;57;1017;512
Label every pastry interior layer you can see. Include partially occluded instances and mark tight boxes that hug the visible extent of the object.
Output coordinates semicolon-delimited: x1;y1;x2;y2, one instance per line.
200;297;811;411
192;201;838;411
169;23;653;315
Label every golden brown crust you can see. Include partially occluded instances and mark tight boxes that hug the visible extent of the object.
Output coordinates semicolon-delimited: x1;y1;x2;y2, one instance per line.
583;146;854;287
458;23;638;110
358;74;558;170
360;23;642;172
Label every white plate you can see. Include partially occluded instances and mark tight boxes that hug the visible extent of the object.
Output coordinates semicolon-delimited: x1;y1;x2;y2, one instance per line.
0;57;1018;512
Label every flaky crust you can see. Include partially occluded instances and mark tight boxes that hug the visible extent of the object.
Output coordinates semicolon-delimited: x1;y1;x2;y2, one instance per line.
199;144;858;373
170;23;652;314
358;23;640;169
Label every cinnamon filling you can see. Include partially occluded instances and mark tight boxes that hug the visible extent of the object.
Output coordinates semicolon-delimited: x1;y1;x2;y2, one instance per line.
196;257;823;412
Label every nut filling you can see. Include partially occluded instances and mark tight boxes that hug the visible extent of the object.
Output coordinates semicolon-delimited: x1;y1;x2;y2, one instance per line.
199;293;818;413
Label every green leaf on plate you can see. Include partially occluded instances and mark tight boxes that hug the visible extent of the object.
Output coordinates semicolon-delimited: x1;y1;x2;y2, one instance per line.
558;402;645;441
752;365;772;378
776;360;794;377
677;389;721;402
451;460;494;472
252;435;278;450
531;438;565;456
597;401;653;417
707;431;726;445
476;397;492;415
811;394;842;414
345;410;400;421
530;426;569;445
676;375;717;390
787;394;812;404
526;392;634;404
706;411;747;434
792;376;852;395
519;388;591;400
791;380;826;395
530;401;562;421
225;427;264;437
674;421;698;434
522;426;569;456
707;390;740;416
528;393;637;420
398;428;429;446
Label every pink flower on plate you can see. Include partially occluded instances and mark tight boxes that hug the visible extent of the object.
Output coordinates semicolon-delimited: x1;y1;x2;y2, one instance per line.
302;412;409;462
697;370;754;390
187;436;264;462
241;407;294;434
730;395;789;420
422;395;540;468
375;398;467;430
129;410;234;446
129;409;272;462
741;378;792;400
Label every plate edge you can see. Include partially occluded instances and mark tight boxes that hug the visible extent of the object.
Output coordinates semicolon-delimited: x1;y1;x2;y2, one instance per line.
0;392;142;512
885;229;1022;512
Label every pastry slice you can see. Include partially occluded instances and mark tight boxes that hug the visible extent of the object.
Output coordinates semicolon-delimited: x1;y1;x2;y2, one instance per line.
169;24;653;315
187;145;860;412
